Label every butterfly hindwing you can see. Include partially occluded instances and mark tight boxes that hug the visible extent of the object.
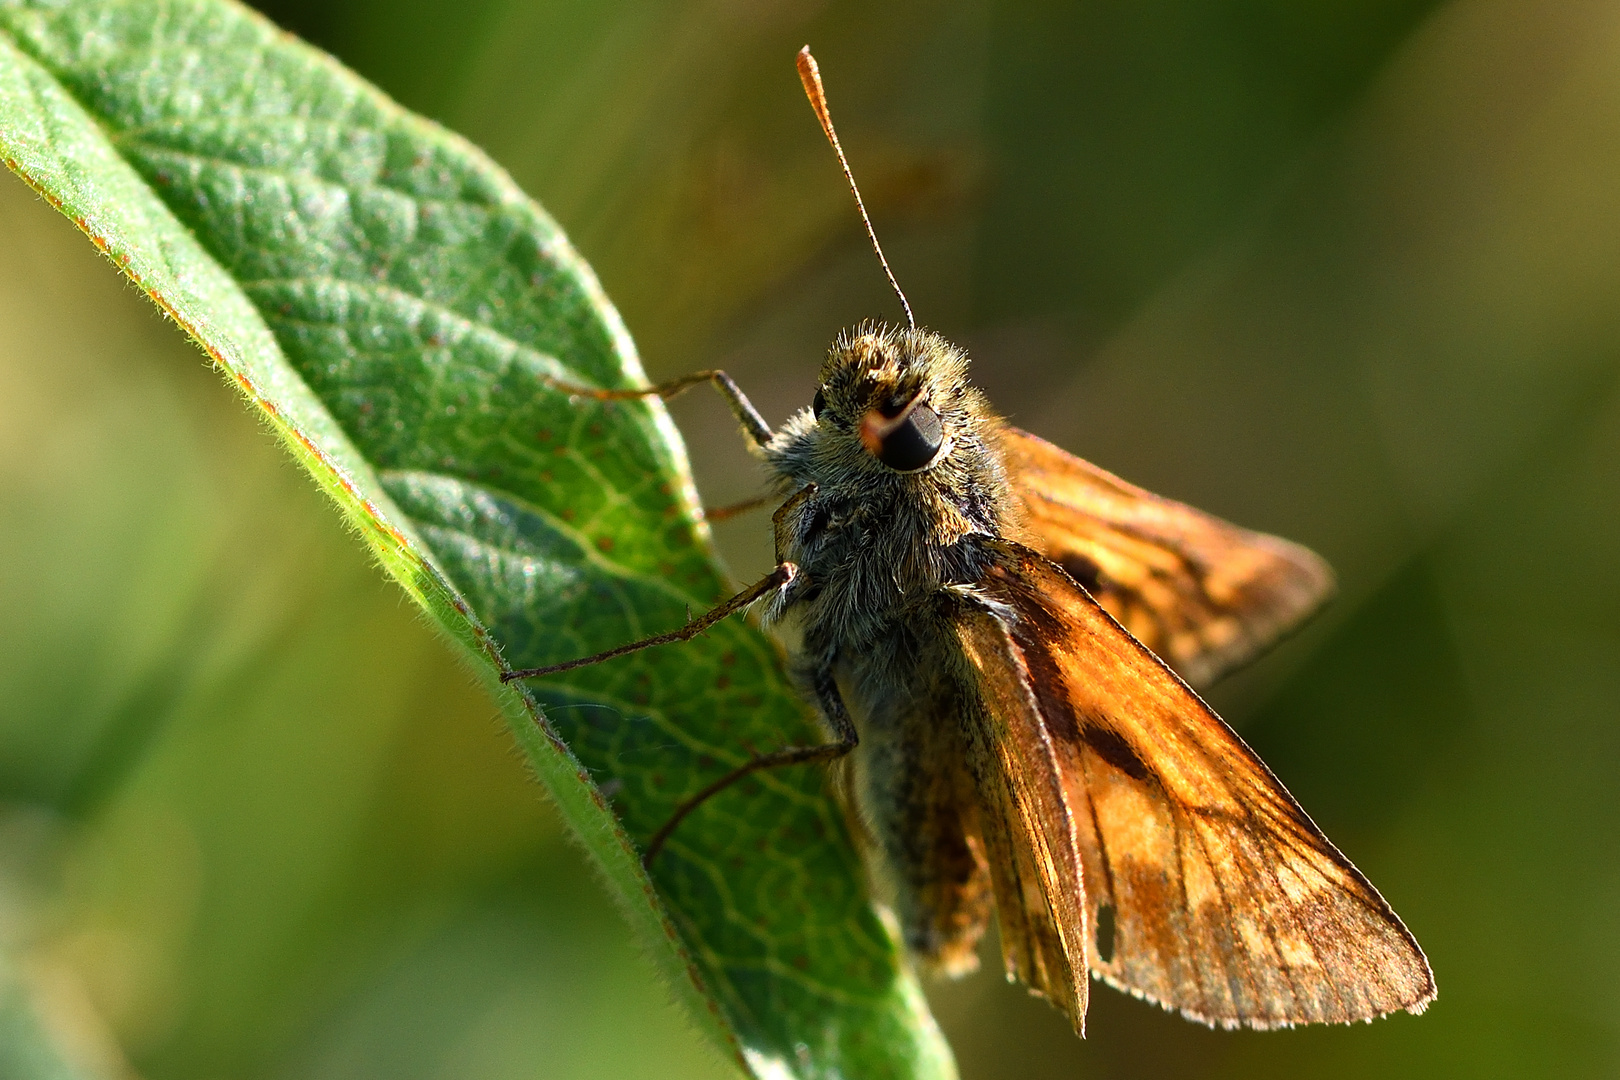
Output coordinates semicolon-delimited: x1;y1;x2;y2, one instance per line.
956;608;1091;1031
999;426;1335;688
965;544;1434;1029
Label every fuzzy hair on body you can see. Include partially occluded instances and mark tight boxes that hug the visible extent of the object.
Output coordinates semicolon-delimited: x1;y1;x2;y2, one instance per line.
760;323;1017;972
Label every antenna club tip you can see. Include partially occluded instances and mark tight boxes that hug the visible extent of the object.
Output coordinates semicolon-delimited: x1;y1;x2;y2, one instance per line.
792;44;917;331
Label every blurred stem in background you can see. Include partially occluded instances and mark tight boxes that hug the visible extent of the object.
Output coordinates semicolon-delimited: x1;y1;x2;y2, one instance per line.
2;0;1619;1078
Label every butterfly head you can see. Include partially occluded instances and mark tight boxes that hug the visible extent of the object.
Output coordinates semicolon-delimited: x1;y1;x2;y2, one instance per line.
765;323;1010;534
800;322;984;469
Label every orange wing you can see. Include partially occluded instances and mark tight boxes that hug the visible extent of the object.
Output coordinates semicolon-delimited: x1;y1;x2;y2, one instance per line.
999;426;1335;688
958;543;1433;1031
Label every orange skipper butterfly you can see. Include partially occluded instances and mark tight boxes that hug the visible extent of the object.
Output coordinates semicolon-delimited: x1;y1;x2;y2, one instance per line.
504;46;1434;1035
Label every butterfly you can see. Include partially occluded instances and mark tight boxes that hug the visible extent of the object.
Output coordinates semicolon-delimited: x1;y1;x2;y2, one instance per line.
503;46;1434;1035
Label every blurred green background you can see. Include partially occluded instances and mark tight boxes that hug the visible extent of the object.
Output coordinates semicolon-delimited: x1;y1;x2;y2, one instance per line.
2;0;1618;1077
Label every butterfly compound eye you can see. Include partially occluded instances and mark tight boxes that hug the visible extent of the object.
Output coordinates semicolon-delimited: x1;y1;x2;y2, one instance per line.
877;403;944;471
812;388;827;420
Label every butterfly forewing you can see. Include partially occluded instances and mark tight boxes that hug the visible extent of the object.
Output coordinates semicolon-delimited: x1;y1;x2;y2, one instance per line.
999;426;1335;688
970;544;1434;1029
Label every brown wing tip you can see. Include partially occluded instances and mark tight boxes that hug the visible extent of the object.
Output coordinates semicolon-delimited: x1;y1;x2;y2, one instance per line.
1012;977;1090;1038
1177;534;1338;688
1278;536;1338;616
1403;986;1438;1017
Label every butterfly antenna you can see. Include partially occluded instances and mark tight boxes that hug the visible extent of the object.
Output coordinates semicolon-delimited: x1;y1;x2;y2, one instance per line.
797;46;917;331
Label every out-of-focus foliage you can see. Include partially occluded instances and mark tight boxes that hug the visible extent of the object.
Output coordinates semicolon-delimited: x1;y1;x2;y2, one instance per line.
0;0;1617;1078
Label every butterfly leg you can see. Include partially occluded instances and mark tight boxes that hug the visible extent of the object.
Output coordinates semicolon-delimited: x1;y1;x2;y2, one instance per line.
545;369;773;446
641;667;859;866
499;563;796;682
701;492;775;522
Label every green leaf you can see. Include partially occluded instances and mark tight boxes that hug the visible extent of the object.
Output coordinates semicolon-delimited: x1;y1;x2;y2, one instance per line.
0;1;954;1076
